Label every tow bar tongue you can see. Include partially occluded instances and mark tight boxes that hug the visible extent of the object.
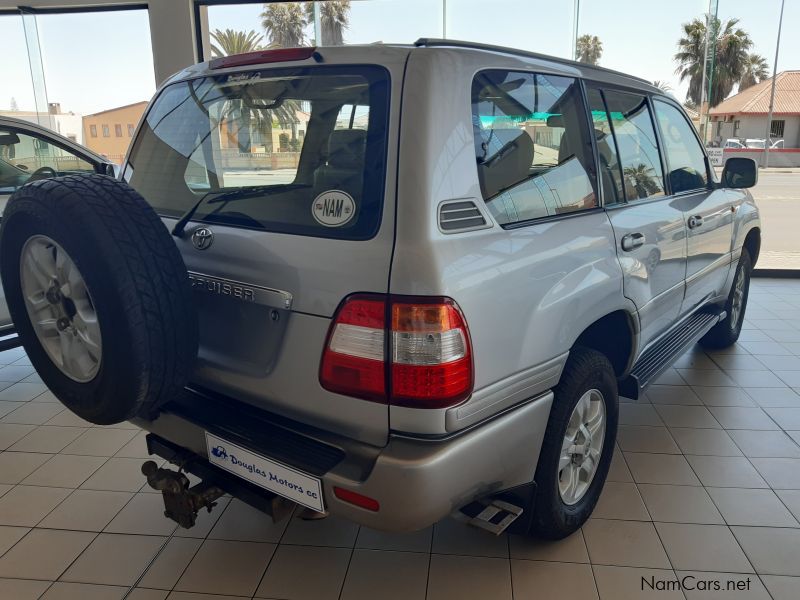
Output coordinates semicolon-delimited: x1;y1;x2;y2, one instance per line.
141;461;225;529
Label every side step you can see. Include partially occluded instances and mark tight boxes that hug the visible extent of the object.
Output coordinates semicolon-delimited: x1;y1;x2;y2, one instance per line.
619;309;725;400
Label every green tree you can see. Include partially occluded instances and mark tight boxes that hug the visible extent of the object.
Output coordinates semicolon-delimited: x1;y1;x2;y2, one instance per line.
674;15;753;107
652;80;673;93
576;34;603;65
739;53;769;91
209;28;264;57
623;164;661;198
261;3;306;48
304;1;350;46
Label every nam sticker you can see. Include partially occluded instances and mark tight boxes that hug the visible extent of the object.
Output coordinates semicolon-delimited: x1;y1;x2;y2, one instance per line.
312;190;356;227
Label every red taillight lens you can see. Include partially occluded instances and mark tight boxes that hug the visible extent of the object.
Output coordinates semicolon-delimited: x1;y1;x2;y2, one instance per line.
209;47;317;70
320;295;474;409
333;487;380;511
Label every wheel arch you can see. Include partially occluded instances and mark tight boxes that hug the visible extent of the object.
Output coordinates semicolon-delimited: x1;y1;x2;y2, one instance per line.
572;310;637;378
743;227;761;266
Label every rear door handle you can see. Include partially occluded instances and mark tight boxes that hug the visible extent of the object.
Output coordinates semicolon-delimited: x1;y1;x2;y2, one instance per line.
688;215;704;229
620;232;645;251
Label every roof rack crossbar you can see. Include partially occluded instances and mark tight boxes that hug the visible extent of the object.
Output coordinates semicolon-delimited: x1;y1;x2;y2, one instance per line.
413;38;652;86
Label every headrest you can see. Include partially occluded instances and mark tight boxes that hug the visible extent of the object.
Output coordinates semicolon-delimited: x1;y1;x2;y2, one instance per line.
327;129;366;169
546;114;565;128
478;129;534;198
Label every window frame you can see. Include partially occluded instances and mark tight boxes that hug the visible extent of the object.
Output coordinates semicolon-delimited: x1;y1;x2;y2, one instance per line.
102;125;110;138
652;96;712;197
470;68;602;231
114;124;123;137
89;124;97;138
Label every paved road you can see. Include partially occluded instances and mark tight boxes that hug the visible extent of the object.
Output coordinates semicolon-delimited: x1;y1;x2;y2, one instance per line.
748;171;800;269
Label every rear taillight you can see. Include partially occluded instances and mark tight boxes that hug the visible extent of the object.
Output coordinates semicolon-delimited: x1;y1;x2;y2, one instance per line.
320;295;473;408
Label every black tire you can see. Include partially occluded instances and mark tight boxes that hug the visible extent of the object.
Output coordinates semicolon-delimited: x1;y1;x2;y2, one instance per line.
0;174;198;424
699;249;752;350
529;346;618;539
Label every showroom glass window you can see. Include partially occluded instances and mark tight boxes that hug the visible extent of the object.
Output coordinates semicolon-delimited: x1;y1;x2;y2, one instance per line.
471;71;597;226
587;86;664;202
653;100;709;194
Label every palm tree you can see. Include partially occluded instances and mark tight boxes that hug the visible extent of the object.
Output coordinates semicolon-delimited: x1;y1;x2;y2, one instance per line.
652;80;673;93
623;164;661;198
210;28;264;58
675;15;753;107
261;3;306;48
739;53;769;91
576;35;603;65
304;1;350;46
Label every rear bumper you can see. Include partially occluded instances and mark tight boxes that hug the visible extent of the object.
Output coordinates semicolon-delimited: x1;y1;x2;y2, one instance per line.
134;387;553;532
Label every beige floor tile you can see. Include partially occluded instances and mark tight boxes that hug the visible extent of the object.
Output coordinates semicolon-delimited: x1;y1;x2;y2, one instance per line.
765;407;800;430
619;404;664;426
677;571;770;599
583;519;670;569
138;537;202;591
761;575;800;600
669;427;742;456
23;454;107;488
750;457;800;489
9;426;87;454
61;533;166;586
29;389;57;402
41;582;127;599
339;549;428;600
655;523;753;572
426;554;512;600
208;499;289;543
787;430;800;445
652;369;686;386
693;386;756;407
128;590;169;600
0;423;36;450
686;455;769;488
104;493;177;536
61;428;138;457
173;496;231;540
0;451;52;484
744;387;800;408
608;447;633;482
167;593;243;600
775;489;800;521
0;383;50;404
1;401;63;424
637;484;724;524
431;517;508;557
727;429;800;458
114;431;151;459
675;352;719;370
175;539;275;596
509;529;589;563
0;365;35;382
732;526;800;575
0;402;24;419
646;385;701;405
710;352;767;371
45;411;94;428
79;457;148;492
654;405;721;428
511;559;598;599
0;578;52;599
256;544;350;600
624;452;701;485
706;487;798;527
0;485;71;526
592;481;650;521
592;565;683;600
707;406;779;430
678;369;736;387
355;525;432;553
39;489;132;532
727;370;791;388
0;525;29;556
0;528;94;580
617;426;680;454
281;514;359;547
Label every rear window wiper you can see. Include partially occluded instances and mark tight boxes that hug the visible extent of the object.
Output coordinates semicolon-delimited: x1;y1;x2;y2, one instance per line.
171;184;308;238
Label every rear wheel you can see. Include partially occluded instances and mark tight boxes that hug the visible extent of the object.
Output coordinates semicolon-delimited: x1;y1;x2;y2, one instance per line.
529;346;618;539
699;249;752;349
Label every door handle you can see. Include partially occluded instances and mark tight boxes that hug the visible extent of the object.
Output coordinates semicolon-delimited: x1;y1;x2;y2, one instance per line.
687;215;704;229
621;232;645;251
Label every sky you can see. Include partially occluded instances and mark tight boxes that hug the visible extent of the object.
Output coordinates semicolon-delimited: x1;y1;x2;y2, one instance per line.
0;0;797;116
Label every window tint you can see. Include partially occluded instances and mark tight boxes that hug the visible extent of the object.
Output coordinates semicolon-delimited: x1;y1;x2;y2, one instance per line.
597;89;664;201
586;88;625;205
471;71;597;225
654;100;708;194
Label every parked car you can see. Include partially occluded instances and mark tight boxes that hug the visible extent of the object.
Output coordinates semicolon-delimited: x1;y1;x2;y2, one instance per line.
745;138;767;149
771;139;784;149
724;138;745;149
0;116;115;337
0;40;761;540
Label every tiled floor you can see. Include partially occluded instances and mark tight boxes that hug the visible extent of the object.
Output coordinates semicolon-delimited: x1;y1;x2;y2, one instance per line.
0;278;799;599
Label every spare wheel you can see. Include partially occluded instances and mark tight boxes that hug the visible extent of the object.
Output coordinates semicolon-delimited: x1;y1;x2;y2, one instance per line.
0;174;198;425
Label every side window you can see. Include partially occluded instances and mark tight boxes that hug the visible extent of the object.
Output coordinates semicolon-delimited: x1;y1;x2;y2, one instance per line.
654;100;709;194
598;89;665;201
586;88;625;205
471;70;597;226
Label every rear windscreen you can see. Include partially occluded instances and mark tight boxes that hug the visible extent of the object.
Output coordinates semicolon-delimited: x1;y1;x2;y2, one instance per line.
126;65;390;239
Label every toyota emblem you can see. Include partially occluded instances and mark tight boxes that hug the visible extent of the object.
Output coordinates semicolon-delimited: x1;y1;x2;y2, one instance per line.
191;227;214;250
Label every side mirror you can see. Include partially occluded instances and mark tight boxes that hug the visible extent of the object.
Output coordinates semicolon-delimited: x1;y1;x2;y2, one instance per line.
0;133;20;146
721;157;758;189
99;162;119;178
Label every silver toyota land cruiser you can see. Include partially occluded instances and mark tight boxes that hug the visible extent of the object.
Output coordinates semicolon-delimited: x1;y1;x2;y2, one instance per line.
0;39;761;539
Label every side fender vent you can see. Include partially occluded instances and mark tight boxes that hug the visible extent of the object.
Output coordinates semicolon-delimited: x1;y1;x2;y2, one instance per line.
438;200;491;233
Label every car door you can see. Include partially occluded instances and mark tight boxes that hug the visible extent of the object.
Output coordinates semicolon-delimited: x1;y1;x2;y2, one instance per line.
585;85;687;351
0;124;108;332
652;99;734;313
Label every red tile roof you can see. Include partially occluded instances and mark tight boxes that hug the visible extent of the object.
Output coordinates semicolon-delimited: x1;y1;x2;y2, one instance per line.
710;71;800;116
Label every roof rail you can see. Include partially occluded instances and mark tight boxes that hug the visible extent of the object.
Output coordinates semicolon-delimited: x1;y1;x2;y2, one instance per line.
413;38;653;87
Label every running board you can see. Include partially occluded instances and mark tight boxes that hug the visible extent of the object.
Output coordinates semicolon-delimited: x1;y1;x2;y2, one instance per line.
619;309;725;400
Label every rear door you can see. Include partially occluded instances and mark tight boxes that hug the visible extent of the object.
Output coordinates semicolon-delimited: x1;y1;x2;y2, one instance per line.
586;85;687;350
125;56;405;446
652;99;733;312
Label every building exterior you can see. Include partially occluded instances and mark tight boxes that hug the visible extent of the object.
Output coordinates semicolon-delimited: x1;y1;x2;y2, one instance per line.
82;101;148;163
709;71;800;148
0;103;83;144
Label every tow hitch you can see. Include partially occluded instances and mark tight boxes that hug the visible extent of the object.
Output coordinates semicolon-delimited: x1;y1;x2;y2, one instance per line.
142;461;225;529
